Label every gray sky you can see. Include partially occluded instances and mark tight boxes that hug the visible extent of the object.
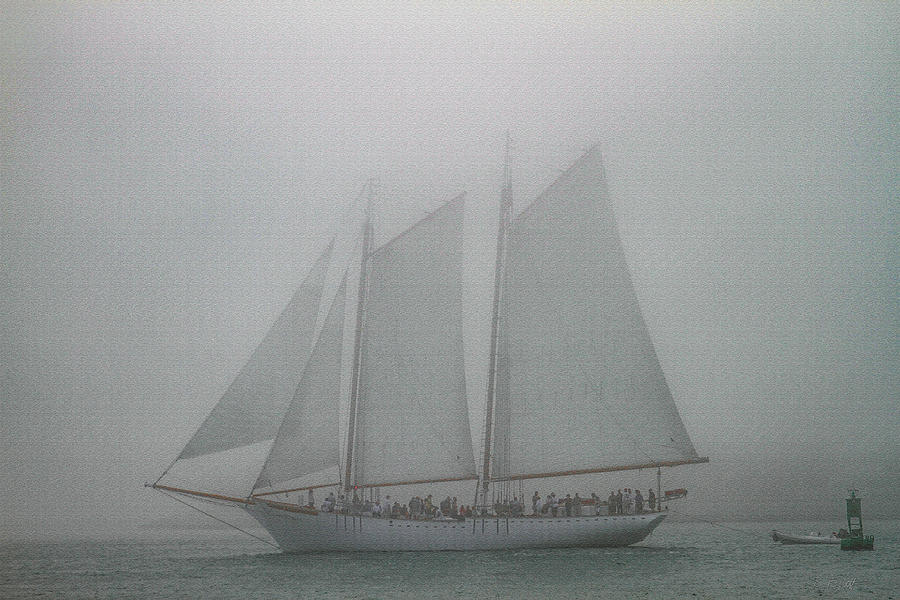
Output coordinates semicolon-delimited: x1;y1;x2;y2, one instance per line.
2;2;897;539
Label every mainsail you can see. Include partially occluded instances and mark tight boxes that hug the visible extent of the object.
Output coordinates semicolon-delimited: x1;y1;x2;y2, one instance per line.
490;147;700;481
177;241;333;460
254;272;348;491
351;195;477;487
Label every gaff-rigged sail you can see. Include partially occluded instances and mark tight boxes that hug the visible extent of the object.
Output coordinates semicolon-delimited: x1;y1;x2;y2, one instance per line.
352;195;477;488
176;241;333;460
253;272;348;491
490;147;701;482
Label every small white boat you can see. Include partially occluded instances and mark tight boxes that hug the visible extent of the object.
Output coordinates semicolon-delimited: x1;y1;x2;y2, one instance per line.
771;530;840;545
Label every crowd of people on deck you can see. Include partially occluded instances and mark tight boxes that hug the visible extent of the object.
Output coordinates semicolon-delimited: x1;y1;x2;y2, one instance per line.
527;487;657;517
603;488;657;515
301;485;662;519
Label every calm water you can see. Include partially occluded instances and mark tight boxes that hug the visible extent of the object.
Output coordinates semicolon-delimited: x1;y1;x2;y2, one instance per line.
2;520;896;599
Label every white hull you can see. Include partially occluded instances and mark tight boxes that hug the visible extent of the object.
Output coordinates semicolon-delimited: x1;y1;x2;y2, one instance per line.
771;530;840;545
246;503;666;552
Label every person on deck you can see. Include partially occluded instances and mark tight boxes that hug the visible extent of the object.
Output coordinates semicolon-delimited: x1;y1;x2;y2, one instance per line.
307;489;315;507
608;491;616;515
532;491;540;514
564;494;572;517
573;493;582;516
635;490;644;514
616;489;623;515
550;493;559;517
648;489;656;512
623;489;633;515
534;494;543;516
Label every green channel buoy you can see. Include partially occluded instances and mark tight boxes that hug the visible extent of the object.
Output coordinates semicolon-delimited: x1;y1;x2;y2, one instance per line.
840;490;874;551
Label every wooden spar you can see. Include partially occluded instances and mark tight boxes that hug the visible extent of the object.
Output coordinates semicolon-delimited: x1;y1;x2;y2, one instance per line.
255;499;319;516
498;457;710;482
478;132;513;507
345;201;373;493
355;475;479;489
252;482;341;498
151;484;254;505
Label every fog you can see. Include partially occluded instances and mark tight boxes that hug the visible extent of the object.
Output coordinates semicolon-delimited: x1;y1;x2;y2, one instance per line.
2;2;897;540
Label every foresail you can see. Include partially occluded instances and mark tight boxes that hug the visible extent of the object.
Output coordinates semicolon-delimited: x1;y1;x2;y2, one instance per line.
353;195;477;487
492;148;699;480
254;272;348;491
177;241;333;460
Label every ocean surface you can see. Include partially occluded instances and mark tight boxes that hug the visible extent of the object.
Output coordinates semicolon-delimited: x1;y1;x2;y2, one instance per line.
2;520;896;599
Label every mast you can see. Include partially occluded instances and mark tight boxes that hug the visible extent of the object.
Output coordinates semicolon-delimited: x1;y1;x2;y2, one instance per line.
479;132;513;508
344;181;375;494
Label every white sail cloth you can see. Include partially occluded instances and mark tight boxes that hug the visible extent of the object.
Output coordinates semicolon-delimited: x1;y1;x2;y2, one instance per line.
491;148;699;480
254;273;348;490
353;195;477;486
178;241;333;460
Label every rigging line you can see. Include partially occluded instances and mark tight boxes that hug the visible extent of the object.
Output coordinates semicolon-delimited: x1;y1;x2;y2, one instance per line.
153;455;180;487
664;506;762;535
576;361;655;465
156;489;280;550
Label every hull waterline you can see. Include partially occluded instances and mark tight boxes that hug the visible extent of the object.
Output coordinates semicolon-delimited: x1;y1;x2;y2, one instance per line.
246;504;666;552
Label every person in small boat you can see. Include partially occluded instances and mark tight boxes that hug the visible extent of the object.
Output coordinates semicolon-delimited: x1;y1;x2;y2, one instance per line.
648;489;656;512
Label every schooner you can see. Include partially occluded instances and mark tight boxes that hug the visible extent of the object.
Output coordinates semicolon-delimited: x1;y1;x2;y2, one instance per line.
151;143;708;551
